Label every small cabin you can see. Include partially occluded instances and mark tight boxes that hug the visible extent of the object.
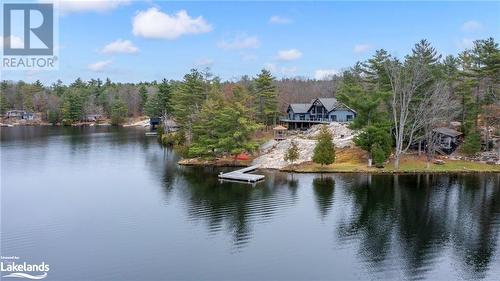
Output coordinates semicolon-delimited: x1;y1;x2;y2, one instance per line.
433;127;463;154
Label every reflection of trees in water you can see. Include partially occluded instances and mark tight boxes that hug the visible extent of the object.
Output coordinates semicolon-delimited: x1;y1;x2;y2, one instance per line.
336;173;500;279
451;174;500;279
176;168;298;249
337;175;397;266
312;176;335;219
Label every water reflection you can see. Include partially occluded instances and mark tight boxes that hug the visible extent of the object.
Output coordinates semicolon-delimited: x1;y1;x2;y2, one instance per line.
313;176;335;219
2;127;499;280
172;167;299;249
335;173;500;279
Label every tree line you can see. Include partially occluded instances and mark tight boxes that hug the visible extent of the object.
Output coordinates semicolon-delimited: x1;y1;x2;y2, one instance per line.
1;37;498;163
337;38;499;168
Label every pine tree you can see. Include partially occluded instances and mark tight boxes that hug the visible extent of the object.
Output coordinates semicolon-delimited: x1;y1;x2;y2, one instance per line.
254;69;278;126
354;124;392;163
139;85;148;114
371;143;386;168
158;79;172;115
284;140;299;165
189;86;261;157
171;69;207;143
407;39;441;65
110;97;128;125
313;125;336;166
461;130;481;155
61;89;84;123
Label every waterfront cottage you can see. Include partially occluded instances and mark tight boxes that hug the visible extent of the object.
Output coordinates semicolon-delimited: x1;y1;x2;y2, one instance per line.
283;98;356;130
432;127;463;154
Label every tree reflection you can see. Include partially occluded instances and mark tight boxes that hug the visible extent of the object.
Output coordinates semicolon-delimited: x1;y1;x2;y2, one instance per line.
175;168;299;249
312;176;335;219
336;173;500;279
336;175;396;265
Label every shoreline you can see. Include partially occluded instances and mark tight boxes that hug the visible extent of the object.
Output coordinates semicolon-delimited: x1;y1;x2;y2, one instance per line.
178;156;500;174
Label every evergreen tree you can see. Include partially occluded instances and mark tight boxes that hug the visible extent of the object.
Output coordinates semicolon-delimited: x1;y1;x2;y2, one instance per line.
407;39;441;65
284;140;299;165
371;143;386;168
461;130;481;155
158;79;172;115
362;49;392;92
189;86;261;157
139;85;148;113
61;89;84;122
313;125;336;166
254;69;278;126
354;124;392;162
110;97;128;125
171;69;207;143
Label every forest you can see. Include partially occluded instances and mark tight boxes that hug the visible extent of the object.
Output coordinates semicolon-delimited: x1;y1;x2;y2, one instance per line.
1;37;499;163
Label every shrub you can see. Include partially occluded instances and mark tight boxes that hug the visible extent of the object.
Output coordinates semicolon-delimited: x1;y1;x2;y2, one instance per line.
372;143;386;168
284;140;299;164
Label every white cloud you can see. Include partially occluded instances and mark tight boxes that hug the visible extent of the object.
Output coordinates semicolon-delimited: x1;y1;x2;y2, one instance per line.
269;15;292;24
56;0;130;14
88;60;112;72
461;20;483;32
101;39;139;54
1;35;23;48
132;8;212;40
217;34;260;50
194;58;214;67
276;49;302;61
353;44;371;54
314;69;338;80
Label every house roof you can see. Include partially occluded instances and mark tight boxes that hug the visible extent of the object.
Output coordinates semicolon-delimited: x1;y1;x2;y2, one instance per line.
288;103;310;113
288;97;356;114
313;98;356;113
433;127;463;137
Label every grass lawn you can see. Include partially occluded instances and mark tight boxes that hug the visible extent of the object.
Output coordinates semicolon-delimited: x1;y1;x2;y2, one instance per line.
286;147;500;173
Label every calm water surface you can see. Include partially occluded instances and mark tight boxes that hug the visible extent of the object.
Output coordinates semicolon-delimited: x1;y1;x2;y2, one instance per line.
1;127;499;281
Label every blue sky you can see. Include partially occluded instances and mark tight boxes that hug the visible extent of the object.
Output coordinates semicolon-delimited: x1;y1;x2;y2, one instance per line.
2;1;499;84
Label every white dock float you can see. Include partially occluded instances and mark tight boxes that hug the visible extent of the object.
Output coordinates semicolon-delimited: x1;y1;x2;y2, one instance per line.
218;165;265;183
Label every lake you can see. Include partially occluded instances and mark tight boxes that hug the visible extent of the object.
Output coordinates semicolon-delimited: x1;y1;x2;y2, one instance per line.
1;127;499;281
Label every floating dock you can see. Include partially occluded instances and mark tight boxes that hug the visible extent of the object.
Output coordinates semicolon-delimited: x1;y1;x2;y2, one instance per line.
218;165;265;183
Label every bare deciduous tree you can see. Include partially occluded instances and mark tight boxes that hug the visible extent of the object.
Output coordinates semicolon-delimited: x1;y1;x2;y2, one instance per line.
386;60;431;169
420;84;460;168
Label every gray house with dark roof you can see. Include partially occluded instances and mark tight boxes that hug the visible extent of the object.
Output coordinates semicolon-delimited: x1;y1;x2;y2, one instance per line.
283;98;356;129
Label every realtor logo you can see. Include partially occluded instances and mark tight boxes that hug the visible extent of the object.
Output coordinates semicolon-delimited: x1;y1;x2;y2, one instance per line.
3;3;53;55
2;3;58;70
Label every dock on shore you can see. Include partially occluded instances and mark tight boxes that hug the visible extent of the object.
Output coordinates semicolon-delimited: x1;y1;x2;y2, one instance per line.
218;165;265;183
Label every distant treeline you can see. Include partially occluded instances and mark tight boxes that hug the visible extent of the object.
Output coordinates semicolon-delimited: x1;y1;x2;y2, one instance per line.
0;73;336;123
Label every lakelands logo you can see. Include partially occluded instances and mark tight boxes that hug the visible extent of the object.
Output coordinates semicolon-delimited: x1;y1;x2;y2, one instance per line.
1;256;50;279
2;2;58;70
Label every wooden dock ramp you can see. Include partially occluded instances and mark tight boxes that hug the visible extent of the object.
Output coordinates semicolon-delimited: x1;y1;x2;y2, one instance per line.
218;165;265;183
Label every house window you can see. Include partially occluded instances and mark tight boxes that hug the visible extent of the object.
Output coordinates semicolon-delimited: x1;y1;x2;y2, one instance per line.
300;114;305;120
346;115;353;121
331;115;337;121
